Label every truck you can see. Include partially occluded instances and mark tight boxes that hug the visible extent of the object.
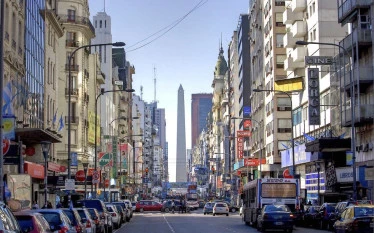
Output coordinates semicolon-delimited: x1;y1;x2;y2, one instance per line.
242;178;300;226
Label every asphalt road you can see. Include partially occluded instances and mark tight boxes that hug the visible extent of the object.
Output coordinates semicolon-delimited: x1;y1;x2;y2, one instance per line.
115;209;330;233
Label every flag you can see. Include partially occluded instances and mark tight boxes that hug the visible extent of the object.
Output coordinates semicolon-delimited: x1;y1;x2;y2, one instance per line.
52;109;58;125
58;114;64;132
281;143;290;149
2;81;14;115
303;133;316;142
339;132;346;139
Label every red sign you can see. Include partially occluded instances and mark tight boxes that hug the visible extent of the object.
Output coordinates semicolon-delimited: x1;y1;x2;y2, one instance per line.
3;139;10;155
48;162;61;172
24;162;44;179
75;170;86;181
25;147;35;156
283;168;293;178
244;158;266;166
60;166;67;172
243;120;252;128
237;137;243;159
237;130;251;137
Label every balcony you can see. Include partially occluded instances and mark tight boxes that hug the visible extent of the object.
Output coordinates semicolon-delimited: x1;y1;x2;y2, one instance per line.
59;15;95;35
338;0;372;24
65;116;79;124
284;56;304;71
291;46;306;62
342;65;374;93
342;104;374;127
292;21;307;37
292;0;307;12
65;88;79;96
283;7;303;25
284;32;303;48
66;39;80;47
339;27;372;53
65;64;79;72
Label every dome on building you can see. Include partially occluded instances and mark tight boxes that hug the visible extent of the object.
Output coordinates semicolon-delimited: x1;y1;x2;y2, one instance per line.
214;46;228;77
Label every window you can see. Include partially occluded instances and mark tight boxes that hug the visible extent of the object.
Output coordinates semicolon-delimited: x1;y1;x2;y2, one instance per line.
277;97;291;111
275;13;284;27
278;118;291;133
100;20;102;28
320;91;330;111
276;34;284;47
293;107;302;125
67;9;76;21
278;140;289;150
276;55;286;68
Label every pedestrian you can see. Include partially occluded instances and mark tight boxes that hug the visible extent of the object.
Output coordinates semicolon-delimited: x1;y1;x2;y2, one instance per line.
171;199;175;214
32;201;39;209
56;201;62;208
47;201;53;209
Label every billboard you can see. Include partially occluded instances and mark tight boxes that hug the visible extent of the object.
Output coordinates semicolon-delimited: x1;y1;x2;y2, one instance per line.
7;174;32;210
88;111;100;144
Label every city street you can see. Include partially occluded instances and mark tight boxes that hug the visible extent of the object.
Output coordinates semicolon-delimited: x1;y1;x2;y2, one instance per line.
116;210;330;233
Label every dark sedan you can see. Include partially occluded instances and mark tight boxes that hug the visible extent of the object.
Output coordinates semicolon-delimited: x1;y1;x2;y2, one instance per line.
257;204;294;233
303;206;320;227
161;200;182;213
333;205;374;233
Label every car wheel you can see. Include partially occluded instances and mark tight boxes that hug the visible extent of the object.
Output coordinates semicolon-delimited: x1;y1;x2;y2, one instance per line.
165;208;170;213
203;212;206;215
140;208;144;213
226;213;229;216
213;213;216;216
231;208;236;213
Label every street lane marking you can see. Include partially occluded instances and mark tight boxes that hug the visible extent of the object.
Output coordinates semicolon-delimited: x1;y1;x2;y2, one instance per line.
163;214;175;233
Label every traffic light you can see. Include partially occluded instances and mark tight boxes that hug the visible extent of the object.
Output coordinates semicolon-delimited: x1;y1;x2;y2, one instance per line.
145;167;149;177
211;166;215;174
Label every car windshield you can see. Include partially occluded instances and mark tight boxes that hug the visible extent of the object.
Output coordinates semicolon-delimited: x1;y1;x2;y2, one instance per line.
354;207;374;217
15;216;33;231
107;207;114;212
77;210;87;220
63;210;77;225
87;209;97;219
266;205;290;212
215;203;226;207
83;201;104;212
40;212;62;226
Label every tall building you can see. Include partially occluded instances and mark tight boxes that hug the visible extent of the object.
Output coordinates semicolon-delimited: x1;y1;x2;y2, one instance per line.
176;85;187;182
191;93;213;148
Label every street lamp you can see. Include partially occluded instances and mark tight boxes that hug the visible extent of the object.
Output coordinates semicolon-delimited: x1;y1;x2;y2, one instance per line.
295;40;357;200
102;171;107;201
93;88;135;198
41;141;51;208
67;42;126;180
253;88;296;178
82;162;89;199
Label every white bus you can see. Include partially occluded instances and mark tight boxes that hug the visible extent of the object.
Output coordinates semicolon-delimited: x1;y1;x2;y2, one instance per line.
242;178;300;226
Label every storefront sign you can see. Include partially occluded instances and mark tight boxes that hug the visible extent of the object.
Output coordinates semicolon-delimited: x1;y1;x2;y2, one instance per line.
24;162;44;179
237;137;243;159
308;68;320;125
346;151;353;165
281;144;321;167
305;56;333;65
244;158;266;166
336;167;359;183
237;130;251;137
48;162;62;172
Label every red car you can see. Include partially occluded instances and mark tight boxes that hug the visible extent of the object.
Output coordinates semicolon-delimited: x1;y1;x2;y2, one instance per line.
135;201;162;212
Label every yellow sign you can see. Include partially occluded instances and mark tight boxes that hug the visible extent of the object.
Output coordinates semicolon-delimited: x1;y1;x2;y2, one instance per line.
88;111;100;144
274;76;304;92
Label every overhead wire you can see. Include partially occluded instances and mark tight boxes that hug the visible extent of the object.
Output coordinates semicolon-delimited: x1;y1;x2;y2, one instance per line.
127;0;208;53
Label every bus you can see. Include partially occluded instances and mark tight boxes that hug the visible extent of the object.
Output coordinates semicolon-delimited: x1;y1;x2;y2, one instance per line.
242;178;300;226
185;183;199;209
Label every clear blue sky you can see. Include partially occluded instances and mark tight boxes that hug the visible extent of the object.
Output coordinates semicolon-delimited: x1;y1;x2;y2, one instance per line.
89;0;249;182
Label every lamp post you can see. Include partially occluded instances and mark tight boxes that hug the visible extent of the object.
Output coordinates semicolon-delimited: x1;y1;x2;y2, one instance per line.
41;141;51;207
315;162;321;205
253;88;296;178
82;162;89;199
295;40;357;201
67;42;126;180
93;88;134;198
102;171;107;201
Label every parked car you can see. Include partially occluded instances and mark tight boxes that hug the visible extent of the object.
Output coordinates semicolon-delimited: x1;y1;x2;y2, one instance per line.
203;202;214;215
131;202;137;212
75;208;96;233
120;200;133;218
335;200;373;219
315;202;337;230
31;209;76;233
104;205;120;229
79;200;113;233
161;200;182;213
198;200;205;208
256;204;294;233
212;202;229;216
111;203;126;224
14;212;51;233
61;209;87;233
302;205;320;227
112;202;130;222
86;208;105;233
333;204;374;233
135;200;162;212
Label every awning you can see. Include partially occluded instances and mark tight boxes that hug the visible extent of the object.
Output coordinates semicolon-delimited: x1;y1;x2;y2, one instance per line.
15;128;62;144
305;138;351;152
24;161;44;179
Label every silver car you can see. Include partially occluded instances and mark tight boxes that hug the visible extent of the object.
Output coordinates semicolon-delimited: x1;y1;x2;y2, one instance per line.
213;202;229;216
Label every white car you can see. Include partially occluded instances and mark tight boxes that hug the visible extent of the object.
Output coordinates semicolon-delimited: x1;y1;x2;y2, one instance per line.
213;202;229;216
105;204;121;229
